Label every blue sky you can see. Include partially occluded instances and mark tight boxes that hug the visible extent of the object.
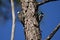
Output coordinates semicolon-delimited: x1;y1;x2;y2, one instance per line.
0;0;60;40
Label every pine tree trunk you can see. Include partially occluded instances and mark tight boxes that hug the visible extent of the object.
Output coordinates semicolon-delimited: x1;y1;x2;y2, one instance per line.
18;0;43;40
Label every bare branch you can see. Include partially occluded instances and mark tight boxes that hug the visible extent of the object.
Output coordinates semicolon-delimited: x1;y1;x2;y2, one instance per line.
37;0;56;6
11;0;15;40
46;23;60;40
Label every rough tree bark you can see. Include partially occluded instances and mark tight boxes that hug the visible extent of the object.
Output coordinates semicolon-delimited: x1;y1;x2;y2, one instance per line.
18;0;58;40
18;0;44;40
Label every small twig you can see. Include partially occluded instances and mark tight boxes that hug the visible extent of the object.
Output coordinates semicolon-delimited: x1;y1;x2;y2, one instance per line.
46;23;60;40
11;0;15;40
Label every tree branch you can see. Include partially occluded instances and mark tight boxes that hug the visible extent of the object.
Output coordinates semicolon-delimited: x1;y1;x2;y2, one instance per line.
46;23;60;40
11;0;15;40
37;0;56;6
